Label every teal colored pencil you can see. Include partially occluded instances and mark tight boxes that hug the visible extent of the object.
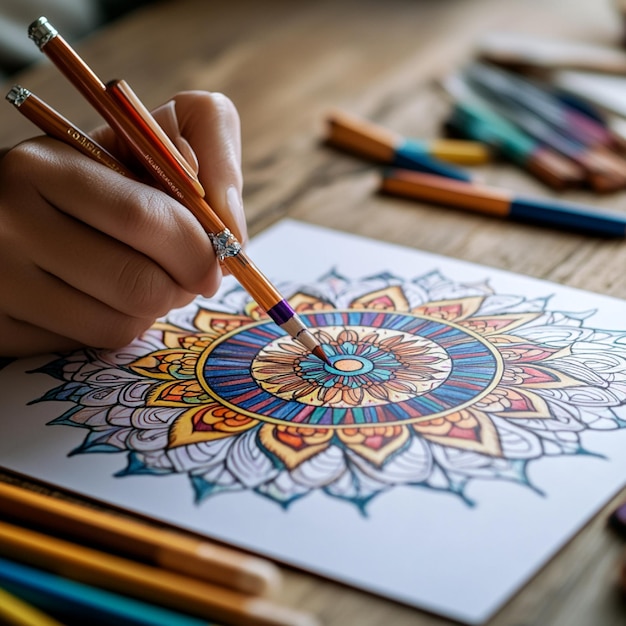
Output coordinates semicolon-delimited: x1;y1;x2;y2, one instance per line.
0;558;216;626
442;75;586;190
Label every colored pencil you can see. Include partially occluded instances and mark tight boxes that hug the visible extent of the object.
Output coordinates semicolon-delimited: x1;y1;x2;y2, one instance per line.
5;85;134;178
26;16;329;365
441;75;585;189
0;557;214;626
381;168;626;237
455;71;626;192
464;62;614;149
0;481;280;596
0;586;63;626
0;520;318;626
325;109;479;181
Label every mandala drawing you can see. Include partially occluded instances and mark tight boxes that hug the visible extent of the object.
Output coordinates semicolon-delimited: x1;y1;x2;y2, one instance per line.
33;269;626;511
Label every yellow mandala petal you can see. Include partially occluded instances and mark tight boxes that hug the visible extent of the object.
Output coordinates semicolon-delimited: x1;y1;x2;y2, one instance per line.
338;425;409;468
288;292;335;312
414;410;503;457
159;331;188;350
149;325;197;350
169;404;259;447
477;386;552;418
350;286;410;312
146;379;210;407
458;312;541;337
243;300;267;320
258;425;333;470
129;350;198;380
151;321;186;334
194;309;252;334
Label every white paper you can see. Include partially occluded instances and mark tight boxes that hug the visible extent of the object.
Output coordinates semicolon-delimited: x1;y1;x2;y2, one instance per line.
2;219;626;624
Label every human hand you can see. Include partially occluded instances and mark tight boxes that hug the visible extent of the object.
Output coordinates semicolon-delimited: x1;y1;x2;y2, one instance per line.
0;91;246;357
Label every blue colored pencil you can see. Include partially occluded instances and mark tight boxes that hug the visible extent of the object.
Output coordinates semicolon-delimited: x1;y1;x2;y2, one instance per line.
0;558;214;626
381;168;626;237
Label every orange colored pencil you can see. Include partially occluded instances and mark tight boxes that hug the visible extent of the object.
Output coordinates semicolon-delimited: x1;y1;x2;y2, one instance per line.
0;481;280;596
26;16;329;365
0;520;318;626
6;85;134;178
327;108;490;166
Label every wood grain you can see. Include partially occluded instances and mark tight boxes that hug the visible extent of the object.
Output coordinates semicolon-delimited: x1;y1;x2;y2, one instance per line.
2;0;626;624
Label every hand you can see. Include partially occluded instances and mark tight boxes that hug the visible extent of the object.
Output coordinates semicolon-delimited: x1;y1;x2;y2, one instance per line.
0;91;246;357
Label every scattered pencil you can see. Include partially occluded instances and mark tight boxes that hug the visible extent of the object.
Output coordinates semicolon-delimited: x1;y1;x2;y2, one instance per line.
0;585;64;626
463;62;615;149
0;481;281;596
381;168;626;237
0;557;213;626
325;108;483;181
0;520;318;626
441;75;585;189
454;69;626;192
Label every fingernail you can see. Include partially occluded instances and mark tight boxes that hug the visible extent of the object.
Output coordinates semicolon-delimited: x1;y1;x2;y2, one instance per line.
175;136;199;175
226;185;247;244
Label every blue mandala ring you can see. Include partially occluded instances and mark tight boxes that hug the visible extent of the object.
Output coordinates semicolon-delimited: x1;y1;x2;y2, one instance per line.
196;310;503;428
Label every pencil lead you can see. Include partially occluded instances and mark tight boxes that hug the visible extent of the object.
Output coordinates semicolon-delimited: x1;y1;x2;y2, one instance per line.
312;345;332;366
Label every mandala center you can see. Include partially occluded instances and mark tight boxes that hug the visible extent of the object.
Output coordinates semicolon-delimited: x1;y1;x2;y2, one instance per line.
251;324;453;409
328;356;372;374
198;311;502;427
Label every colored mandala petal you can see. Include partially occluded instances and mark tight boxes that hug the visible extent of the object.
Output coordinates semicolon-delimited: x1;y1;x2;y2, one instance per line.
147;380;211;407
130;350;199;380
476;386;551;419
502;364;584;388
459;312;542;337
413;409;503;457
288;292;335;312
337;425;410;467
194;309;253;333
258;425;333;470
412;296;485;321
350;285;411;311
169;404;259;447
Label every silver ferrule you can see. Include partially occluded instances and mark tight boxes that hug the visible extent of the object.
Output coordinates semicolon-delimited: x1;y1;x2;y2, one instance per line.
208;228;242;262
28;17;58;49
6;85;30;107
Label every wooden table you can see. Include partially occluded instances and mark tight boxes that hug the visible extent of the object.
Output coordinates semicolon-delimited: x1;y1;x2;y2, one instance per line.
2;0;626;624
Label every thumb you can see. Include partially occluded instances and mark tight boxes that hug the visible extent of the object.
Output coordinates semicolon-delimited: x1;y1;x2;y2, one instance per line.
172;91;247;247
